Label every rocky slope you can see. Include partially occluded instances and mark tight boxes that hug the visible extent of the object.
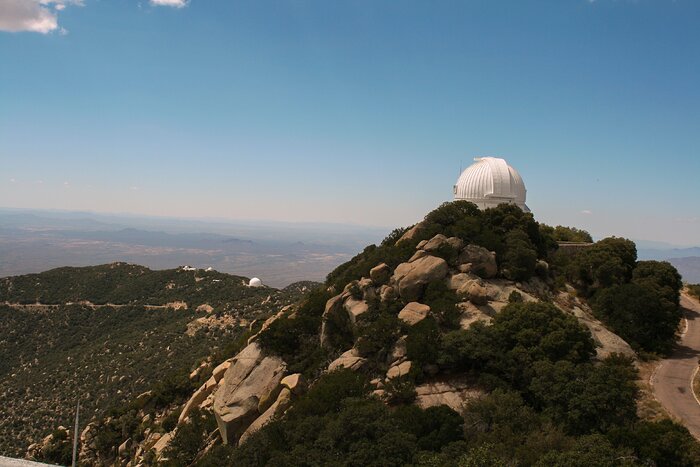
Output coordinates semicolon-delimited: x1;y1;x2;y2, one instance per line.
0;263;316;461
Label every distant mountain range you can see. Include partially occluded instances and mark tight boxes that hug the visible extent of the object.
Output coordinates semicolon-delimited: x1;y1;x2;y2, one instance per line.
638;246;700;283
0;208;389;287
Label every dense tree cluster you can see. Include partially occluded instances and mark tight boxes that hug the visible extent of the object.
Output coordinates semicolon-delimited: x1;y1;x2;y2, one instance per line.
540;225;594;243
0;263;271;309
557;236;683;353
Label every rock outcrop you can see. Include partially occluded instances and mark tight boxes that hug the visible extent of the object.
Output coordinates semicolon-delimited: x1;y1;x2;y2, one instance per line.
396;221;427;245
213;342;287;445
458;245;498;278
398;302;431;326
392;255;449;301
238;373;305;444
370;263;391;285
415;378;485;413
387;360;412;379
328;348;367;372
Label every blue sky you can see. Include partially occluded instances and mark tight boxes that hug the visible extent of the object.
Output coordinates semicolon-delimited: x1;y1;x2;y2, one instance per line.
1;0;699;245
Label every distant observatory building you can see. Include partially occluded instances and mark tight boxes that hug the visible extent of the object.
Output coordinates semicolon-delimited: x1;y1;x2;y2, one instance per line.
248;277;263;288
454;157;529;212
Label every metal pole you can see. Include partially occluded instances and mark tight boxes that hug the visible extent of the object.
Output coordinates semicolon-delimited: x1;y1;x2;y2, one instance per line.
71;402;80;467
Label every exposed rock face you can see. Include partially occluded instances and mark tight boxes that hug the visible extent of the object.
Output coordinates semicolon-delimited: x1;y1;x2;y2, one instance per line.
344;297;369;322
415;378;485;412
379;285;397;303
78;422;99;464
386;360;412;379
421;234;447;251
118;438;132;458
409;250;429;263
392;255;449;301
422;234;463;257
28;426;71;462
320;292;370;347
370;263;391;285
555;295;635;359
213;343;286;445
448;273;491;305
467;282;490;305
179;375;218;424
458;245;498;278
448;273;473;292
196;303;214;313
328;348;367;372
398;302;431;326
212;359;233;383
358;278;377;302
387;336;407;367
239;387;293;444
281;373;306;395
458;302;494;329
320;294;346;348
396;221;427;245
152;432;173;456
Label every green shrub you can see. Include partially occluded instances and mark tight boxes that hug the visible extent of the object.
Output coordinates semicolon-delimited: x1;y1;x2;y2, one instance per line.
508;291;523;303
566;237;637;295
161;410;179;433
438;302;595;389
383;376;417;405
502;229;538;281
528;354;639;434
406;317;441;368
593;283;681;353
162;408;217;466
540;225;594;243
534;434;630;467
257;287;333;375
608;419;700;467
287;369;369;419
421;281;460;328
355;306;402;359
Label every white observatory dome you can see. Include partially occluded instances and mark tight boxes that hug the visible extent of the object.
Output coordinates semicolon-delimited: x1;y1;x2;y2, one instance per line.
453;157;529;212
248;277;263;287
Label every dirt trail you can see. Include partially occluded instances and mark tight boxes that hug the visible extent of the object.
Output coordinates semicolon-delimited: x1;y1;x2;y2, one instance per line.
1;301;187;310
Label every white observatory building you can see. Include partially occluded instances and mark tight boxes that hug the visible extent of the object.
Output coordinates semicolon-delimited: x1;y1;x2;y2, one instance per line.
453;157;530;212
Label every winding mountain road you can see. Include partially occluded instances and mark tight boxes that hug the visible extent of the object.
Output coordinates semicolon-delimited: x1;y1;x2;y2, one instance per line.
651;292;700;439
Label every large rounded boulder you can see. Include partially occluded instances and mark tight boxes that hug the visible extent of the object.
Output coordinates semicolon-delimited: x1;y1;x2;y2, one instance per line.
392;255;449;301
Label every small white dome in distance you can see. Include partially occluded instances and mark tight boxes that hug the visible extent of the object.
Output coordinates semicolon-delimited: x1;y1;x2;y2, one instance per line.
248;277;263;287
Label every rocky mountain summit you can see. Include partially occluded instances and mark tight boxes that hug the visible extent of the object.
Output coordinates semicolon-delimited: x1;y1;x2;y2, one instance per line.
11;201;700;466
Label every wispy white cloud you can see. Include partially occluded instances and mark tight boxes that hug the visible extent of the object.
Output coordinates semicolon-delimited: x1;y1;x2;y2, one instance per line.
0;0;83;34
581;209;593;215
150;0;188;8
